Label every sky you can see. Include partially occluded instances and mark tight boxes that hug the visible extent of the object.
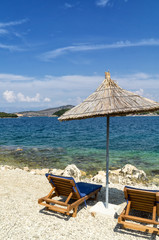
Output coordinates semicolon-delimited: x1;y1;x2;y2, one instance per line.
0;0;159;112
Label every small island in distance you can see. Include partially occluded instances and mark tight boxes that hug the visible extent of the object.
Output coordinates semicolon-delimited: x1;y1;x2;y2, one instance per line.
0;112;18;118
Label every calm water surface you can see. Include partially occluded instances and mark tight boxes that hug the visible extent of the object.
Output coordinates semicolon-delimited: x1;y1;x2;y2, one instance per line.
0;116;159;175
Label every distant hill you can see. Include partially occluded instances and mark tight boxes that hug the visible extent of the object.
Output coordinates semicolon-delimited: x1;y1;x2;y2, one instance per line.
16;105;74;117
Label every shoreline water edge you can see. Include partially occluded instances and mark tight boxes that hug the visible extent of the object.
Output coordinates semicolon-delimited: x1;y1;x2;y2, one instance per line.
0;116;159;178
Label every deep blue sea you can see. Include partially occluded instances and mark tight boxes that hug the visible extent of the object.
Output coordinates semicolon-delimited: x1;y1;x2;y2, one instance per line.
0;116;159;176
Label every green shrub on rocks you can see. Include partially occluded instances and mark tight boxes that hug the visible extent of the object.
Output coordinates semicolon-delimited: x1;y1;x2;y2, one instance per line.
53;108;70;117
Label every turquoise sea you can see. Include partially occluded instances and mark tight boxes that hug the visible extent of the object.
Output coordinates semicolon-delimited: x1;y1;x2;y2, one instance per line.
0;116;159;176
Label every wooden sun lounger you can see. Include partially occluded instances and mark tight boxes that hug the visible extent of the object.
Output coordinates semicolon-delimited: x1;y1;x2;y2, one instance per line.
118;186;159;235
38;174;102;217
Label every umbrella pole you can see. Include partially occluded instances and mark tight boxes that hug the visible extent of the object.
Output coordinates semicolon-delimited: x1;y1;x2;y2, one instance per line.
106;115;109;208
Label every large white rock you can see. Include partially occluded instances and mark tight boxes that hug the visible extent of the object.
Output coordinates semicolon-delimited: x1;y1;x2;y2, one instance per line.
23;167;29;172
92;171;106;183
120;164;138;175
92;164;147;185
62;164;81;180
120;164;147;182
50;168;64;176
39;168;50;175
109;169;121;184
0;165;14;171
30;168;49;175
30;169;36;175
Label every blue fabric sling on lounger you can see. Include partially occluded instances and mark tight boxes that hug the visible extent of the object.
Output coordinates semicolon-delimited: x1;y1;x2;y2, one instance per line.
45;173;102;199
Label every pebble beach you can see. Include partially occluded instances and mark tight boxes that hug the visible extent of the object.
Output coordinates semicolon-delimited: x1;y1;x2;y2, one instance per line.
0;166;159;240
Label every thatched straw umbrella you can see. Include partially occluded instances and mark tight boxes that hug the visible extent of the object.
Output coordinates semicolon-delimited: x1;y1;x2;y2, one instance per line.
58;71;159;208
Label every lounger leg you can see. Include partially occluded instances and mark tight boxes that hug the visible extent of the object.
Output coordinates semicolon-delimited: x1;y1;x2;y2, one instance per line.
94;193;98;201
118;208;126;224
72;206;78;217
119;201;131;226
152;206;157;222
125;201;131;215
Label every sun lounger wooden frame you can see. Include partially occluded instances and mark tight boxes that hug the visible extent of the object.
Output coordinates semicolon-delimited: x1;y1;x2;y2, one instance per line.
118;186;159;235
38;174;102;217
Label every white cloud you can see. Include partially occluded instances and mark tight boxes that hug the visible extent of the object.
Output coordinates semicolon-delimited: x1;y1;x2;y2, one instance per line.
26;93;40;102
0;29;8;35
2;72;159;95
44;97;51;102
17;93;26;102
0;19;28;28
3;91;41;103
0;19;28;52
96;0;110;7
64;3;73;8
42;74;102;91
3;90;16;102
17;93;40;102
0;43;22;51
96;0;128;7
130;73;150;80
134;89;144;96
1;71;159;111
40;39;159;61
113;73;159;101
0;73;35;81
76;96;83;104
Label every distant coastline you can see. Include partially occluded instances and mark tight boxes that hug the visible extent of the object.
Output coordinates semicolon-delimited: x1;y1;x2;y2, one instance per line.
15;106;159;117
15;105;73;117
1;105;159;118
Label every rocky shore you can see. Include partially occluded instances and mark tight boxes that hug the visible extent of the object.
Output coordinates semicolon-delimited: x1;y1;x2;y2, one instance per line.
0;164;159;239
1;163;158;186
